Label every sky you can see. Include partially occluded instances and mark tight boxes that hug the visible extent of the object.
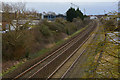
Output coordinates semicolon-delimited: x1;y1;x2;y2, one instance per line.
1;0;119;15
1;0;119;2
26;2;118;15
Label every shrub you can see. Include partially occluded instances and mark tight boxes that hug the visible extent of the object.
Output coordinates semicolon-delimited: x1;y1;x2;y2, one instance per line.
2;31;27;60
104;19;116;31
39;24;52;37
65;22;77;35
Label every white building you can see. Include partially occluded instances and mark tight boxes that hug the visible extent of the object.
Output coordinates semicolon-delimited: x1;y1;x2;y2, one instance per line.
104;16;111;20
90;15;98;19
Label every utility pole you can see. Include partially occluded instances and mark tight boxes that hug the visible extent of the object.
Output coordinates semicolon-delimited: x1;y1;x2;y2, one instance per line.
104;10;106;15
84;8;86;15
118;1;120;26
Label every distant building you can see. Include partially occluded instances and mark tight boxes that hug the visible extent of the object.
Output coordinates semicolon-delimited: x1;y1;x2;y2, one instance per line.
43;12;66;21
31;20;40;25
88;15;105;20
1;11;41;31
90;15;98;19
104;16;111;20
43;12;56;21
96;15;105;19
56;14;66;19
25;12;42;20
2;11;16;31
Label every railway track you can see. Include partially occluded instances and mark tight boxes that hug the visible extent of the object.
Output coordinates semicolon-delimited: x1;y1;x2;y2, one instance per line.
3;20;97;79
60;21;99;79
49;20;98;79
60;28;96;79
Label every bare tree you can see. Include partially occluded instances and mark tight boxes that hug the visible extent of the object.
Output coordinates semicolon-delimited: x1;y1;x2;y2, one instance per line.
2;2;38;60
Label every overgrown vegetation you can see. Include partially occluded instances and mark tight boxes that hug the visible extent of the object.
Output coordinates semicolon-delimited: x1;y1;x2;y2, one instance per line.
93;12;120;78
101;11;119;31
82;12;119;78
2;17;89;61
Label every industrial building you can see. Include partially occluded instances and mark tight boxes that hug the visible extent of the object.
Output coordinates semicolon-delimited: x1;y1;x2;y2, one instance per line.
42;12;66;21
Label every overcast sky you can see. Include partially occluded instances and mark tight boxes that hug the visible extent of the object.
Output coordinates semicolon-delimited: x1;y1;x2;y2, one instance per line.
1;0;119;2
25;2;118;15
1;0;118;15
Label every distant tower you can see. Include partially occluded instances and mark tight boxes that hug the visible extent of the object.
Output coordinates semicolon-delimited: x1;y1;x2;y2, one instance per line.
84;8;86;15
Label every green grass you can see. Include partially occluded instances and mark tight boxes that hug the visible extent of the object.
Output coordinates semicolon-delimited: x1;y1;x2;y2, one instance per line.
30;25;36;28
29;39;65;59
29;48;51;59
68;25;89;39
55;39;64;46
1;61;24;77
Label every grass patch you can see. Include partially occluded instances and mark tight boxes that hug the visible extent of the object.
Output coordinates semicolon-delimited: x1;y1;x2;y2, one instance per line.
68;25;89;38
29;48;51;59
30;25;36;28
1;61;24;77
55;39;64;46
29;39;65;59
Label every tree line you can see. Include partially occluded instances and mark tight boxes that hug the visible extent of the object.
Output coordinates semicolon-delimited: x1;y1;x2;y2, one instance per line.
66;7;85;22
